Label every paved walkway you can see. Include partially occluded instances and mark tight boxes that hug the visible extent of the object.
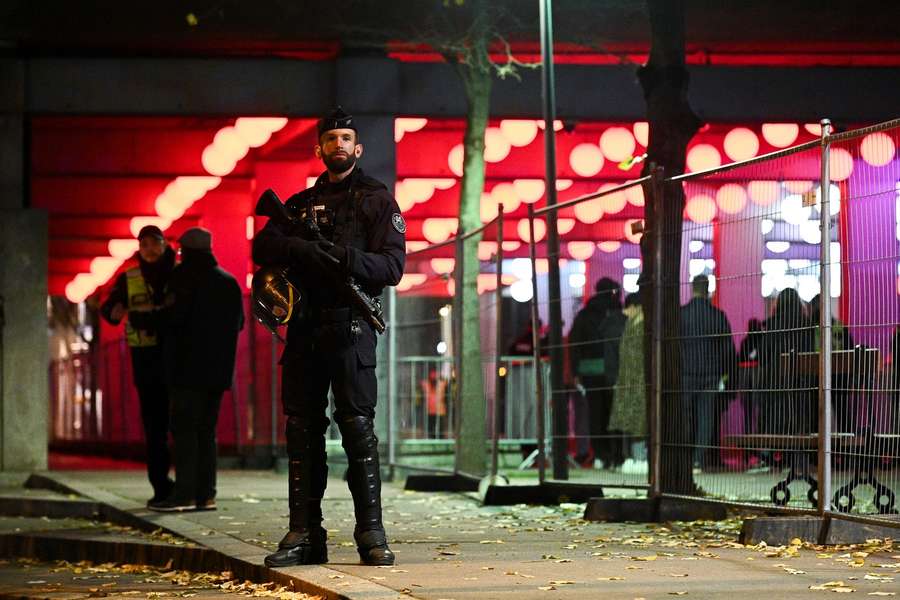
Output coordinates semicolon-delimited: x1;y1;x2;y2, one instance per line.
16;470;900;599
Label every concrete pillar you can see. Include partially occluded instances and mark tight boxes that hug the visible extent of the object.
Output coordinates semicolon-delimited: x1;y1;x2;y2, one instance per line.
334;53;400;450
0;59;50;471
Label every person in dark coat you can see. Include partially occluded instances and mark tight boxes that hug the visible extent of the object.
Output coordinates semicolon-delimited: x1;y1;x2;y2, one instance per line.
679;274;737;471
757;288;816;437
568;277;627;469
148;227;244;512
99;225;176;505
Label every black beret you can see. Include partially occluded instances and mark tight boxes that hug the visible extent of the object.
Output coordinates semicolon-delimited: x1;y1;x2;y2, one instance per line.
317;106;357;138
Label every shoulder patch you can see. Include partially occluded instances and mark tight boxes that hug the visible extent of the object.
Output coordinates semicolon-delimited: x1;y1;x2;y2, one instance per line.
391;213;407;234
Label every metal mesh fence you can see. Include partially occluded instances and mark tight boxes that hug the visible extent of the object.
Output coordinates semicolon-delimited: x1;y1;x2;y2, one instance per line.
389;238;457;473
670;142;824;508
530;179;652;489
825;123;900;517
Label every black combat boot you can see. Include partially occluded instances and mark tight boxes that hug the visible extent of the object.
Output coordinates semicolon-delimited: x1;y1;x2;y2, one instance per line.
339;416;395;566
265;418;328;567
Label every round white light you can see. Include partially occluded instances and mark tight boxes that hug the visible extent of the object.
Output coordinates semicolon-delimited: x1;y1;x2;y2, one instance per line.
509;279;534;303
569;143;605;177
569;273;586;289
780;194;811;225
723;128;760;161
484;127;512;163
573;198;604;224
598;241;621;253
715;183;748;214
517;218;546;242
448;144;464;177
799;221;821;244
599;127;636;163
762;123;799;148
829;147;854;181
633;122;649;147
686;144;721;173
685;195;717;223
513;179;545;203
860;132;896;167
815;183;841;216
598;183;628;214
748;180;780;206
499;120;538;147
567;241;595;261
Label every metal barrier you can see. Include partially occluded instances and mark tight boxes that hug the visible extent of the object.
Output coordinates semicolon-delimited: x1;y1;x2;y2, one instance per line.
653;118;900;529
528;178;653;490
386;212;508;479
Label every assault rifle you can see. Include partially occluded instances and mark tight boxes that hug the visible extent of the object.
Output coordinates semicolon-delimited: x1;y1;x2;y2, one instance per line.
255;189;386;334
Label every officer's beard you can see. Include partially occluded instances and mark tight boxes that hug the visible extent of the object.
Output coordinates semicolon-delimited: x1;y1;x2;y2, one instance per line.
323;152;357;176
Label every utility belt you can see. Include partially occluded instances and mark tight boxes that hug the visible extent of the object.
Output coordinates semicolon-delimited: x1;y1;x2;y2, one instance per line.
308;305;369;339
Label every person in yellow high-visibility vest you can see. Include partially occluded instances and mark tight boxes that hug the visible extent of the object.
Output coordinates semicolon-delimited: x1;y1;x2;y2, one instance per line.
100;225;176;506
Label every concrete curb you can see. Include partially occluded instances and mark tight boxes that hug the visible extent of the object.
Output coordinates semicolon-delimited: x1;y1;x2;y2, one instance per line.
25;473;412;600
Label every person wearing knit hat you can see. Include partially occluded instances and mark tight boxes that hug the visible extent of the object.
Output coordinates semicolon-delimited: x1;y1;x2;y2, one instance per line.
178;227;212;253
100;224;177;506
148;227;244;513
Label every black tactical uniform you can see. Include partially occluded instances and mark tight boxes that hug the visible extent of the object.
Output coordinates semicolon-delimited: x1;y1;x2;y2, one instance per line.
252;109;405;567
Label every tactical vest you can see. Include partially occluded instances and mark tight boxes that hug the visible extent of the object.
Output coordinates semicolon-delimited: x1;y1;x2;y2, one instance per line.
125;268;158;347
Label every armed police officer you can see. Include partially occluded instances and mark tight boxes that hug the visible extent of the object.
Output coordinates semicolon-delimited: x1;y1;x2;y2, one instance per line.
253;108;405;567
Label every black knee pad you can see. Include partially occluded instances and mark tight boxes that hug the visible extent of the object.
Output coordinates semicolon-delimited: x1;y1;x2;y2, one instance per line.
338;416;378;459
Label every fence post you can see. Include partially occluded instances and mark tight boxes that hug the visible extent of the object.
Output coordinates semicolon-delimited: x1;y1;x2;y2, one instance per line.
527;204;547;484
817;118;834;515
452;234;465;476
490;209;504;479
386;285;397;477
649;166;665;499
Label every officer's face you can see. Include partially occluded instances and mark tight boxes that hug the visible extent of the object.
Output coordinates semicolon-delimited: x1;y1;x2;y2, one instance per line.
316;128;362;174
138;236;166;263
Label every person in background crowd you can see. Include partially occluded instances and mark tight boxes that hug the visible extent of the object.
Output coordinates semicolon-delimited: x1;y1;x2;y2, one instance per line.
679;274;737;472
809;293;855;433
609;291;647;474
758;288;816;438
99;225;176;506
737;318;764;468
148;227;244;512
420;369;448;439
568;277;627;470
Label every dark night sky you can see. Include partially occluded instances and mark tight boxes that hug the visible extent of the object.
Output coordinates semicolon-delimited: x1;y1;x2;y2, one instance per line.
2;1;899;57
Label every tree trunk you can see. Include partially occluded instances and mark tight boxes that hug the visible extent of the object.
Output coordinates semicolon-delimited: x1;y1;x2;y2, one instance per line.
454;43;492;478
639;0;702;495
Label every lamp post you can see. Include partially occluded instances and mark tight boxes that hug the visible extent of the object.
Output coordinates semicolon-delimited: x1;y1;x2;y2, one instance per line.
539;0;567;480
